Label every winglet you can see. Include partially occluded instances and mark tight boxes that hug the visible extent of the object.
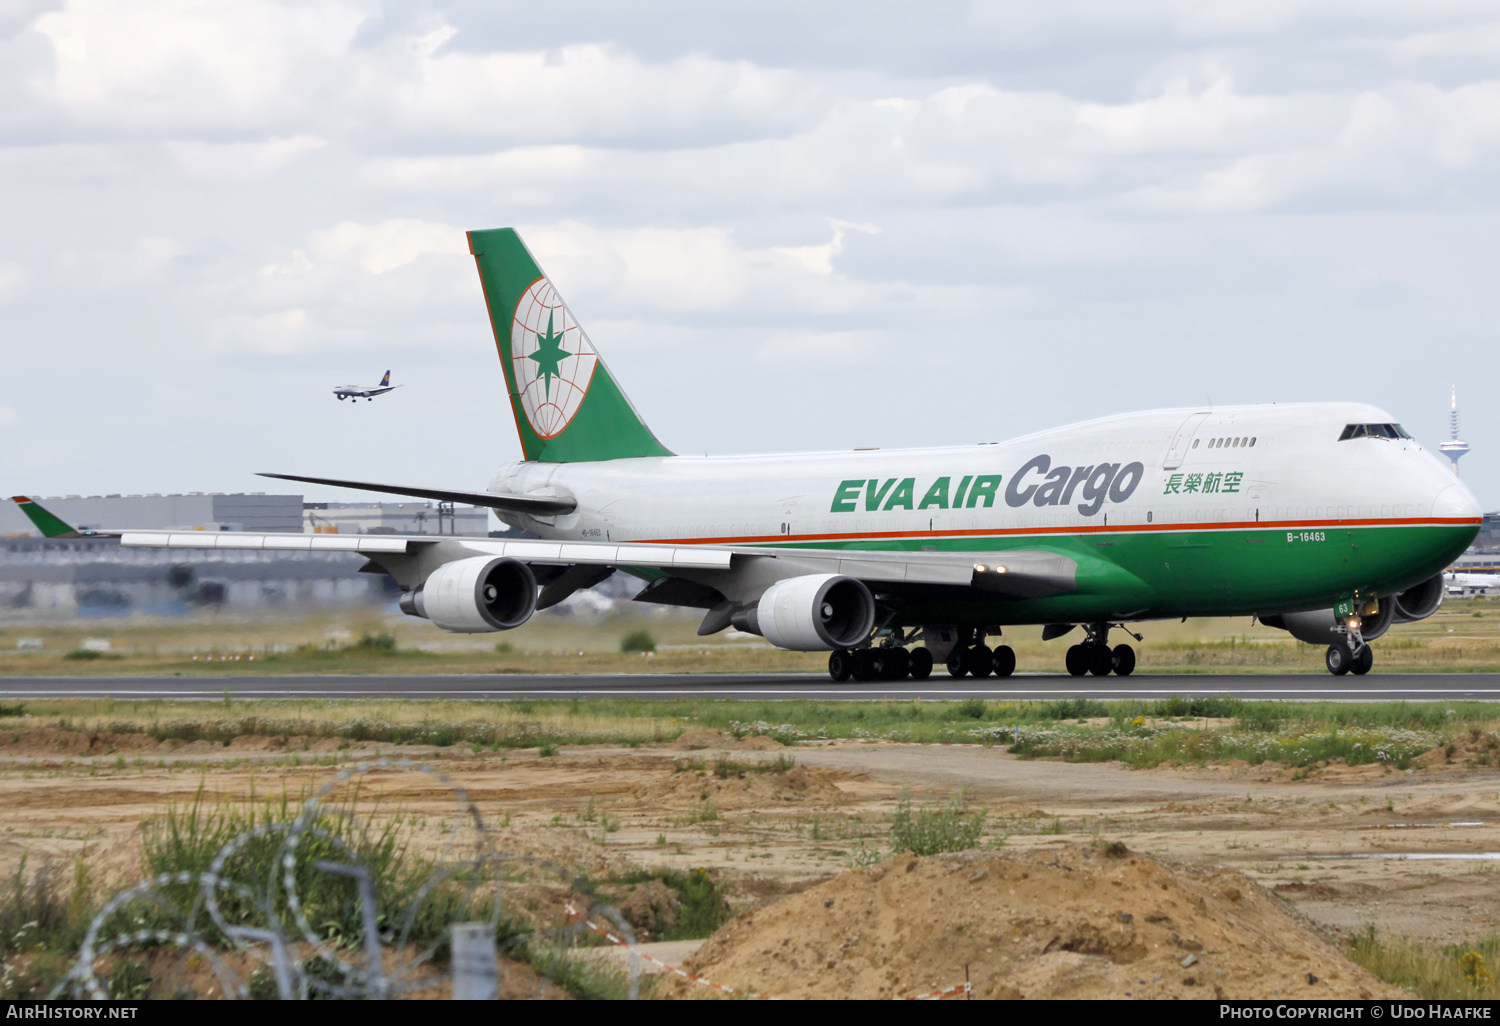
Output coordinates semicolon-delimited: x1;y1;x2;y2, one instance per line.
10;496;84;538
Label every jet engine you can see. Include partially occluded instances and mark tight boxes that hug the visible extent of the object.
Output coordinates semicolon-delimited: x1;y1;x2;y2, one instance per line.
1391;573;1444;623
400;556;537;633
1262;596;1398;644
732;574;876;651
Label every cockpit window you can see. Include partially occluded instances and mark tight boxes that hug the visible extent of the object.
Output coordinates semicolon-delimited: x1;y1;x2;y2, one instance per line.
1339;423;1411;441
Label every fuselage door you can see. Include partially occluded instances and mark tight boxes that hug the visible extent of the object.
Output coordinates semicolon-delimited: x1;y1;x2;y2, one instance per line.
1163;412;1210;470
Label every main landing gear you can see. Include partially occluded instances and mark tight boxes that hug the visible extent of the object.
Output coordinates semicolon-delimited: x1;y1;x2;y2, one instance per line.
1064;622;1139;677
946;635;1016;679
828;643;935;682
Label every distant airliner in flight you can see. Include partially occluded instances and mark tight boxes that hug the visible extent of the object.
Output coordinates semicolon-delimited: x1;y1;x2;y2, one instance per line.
334;371;400;402
13;229;1482;679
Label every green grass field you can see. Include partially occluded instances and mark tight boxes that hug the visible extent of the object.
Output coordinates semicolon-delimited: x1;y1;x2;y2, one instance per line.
0;694;1494;767
1;596;1498;676
0;597;1494;678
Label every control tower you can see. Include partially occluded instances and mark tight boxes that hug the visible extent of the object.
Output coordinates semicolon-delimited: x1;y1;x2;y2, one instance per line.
1439;387;1471;475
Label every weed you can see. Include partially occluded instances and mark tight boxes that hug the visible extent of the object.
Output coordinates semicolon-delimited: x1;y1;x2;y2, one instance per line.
538;743;558;757
355;632;397;653
494;641;515;654
954;698;987;720
619;630;656;653
613;868;732;941
888;794;985;856
1349;925;1500;999
1041;698;1109;720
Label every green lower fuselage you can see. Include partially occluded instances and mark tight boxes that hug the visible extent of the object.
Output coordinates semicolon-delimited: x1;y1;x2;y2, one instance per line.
750;521;1476;625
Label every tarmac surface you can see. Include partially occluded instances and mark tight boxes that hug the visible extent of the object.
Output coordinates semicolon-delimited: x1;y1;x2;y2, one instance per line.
2;672;1500;701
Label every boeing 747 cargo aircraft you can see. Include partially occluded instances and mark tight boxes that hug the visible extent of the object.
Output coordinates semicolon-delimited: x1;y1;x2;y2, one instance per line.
15;229;1482;679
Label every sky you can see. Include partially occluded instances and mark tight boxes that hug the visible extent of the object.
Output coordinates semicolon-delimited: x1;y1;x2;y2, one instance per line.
2;0;1498;508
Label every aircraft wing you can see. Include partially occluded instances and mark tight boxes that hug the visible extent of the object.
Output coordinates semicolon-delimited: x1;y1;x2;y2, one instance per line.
12;494;1070;593
107;529;737;570
719;545;1079;598
256;473;577;516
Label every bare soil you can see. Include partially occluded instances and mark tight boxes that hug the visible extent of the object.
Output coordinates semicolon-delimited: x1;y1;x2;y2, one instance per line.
4;725;1499;998
661;845;1401;1000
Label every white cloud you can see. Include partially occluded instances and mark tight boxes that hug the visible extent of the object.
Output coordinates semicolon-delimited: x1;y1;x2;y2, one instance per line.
0;260;26;301
0;405;17;427
0;144;136;180
165;134;327;180
26;5;825;144
756;330;887;364
521;220;953;319
58;237;182;288
304;218;467;274
356;71;1378;211
30;0;370;132
772;219;880;275
208;307;361;354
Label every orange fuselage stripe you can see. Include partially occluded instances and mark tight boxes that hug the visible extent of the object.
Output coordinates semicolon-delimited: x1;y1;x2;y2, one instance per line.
632;516;1482;548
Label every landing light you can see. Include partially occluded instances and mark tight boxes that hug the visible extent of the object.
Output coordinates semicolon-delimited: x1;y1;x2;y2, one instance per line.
995;566;1007;574
974;564;988;573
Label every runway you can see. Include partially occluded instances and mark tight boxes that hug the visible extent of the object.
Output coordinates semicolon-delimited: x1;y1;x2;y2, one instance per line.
3;672;1500;702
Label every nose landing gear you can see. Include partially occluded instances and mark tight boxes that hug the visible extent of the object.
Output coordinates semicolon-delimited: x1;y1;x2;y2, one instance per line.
1064;623;1142;677
1326;635;1374;676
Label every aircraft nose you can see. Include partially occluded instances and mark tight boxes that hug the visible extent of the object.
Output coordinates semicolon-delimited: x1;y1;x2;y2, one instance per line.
1433;481;1482;521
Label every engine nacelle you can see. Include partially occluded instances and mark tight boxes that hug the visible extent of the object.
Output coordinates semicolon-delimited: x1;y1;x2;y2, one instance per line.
1392;573;1444;623
404;556;537;633
734;574;876;651
1262;598;1395;644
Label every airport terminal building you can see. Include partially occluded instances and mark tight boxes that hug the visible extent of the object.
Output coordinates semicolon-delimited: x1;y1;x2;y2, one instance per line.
0;493;498;617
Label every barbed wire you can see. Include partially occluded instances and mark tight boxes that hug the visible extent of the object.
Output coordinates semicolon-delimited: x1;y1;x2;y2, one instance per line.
52;758;644;1000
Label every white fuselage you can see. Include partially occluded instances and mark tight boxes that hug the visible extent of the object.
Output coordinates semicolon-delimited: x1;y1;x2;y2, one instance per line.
488;402;1477;548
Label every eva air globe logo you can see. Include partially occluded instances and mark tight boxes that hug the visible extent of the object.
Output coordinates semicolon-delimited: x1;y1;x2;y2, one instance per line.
510;277;599;439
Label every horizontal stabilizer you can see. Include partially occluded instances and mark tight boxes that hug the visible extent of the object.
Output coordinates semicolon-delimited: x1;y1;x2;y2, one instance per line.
256;473;577;516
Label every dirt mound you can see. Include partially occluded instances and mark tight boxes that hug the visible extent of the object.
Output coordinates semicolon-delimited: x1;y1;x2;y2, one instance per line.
1413;730;1500;770
672;730;784;752
636;763;851;809
660;844;1404;1000
1272;881;1379;902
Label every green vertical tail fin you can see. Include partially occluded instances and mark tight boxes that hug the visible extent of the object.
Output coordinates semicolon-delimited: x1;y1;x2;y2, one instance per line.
468;228;672;463
10;497;82;538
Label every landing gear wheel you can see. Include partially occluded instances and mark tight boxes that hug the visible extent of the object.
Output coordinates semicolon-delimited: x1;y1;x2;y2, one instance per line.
991;645;1016;678
947;647;970;678
880;648;911;680
1352;644;1374;676
1112;644;1136;677
852;649;878;682
828;649;852;682
969;645;994;679
1065;644;1089;677
909;647;934;680
1325;643;1353;676
1088;644;1114;676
